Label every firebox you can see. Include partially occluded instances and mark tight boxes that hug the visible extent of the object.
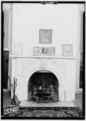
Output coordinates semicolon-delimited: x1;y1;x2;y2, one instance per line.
28;70;59;103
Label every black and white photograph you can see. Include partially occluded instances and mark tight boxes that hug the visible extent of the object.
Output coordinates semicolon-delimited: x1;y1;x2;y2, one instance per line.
1;1;85;119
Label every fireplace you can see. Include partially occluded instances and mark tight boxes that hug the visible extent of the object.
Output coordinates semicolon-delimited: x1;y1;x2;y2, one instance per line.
28;70;59;102
11;58;76;102
10;3;80;103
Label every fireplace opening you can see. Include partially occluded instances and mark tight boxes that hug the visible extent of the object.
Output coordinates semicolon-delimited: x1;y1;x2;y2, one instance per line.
28;70;59;103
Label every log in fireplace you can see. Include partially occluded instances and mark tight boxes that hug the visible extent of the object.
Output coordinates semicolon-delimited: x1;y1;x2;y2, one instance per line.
28;70;59;103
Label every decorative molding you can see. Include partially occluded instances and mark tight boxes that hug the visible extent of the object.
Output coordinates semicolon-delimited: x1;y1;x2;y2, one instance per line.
3;3;12;11
39;59;48;68
4;48;9;51
41;1;58;5
9;55;77;60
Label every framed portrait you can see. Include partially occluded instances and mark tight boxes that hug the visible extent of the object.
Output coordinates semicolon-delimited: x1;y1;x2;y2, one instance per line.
39;29;52;44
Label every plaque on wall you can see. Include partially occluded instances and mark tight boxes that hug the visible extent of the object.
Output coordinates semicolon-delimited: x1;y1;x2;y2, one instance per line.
62;44;73;56
34;47;55;56
39;29;52;44
13;43;23;56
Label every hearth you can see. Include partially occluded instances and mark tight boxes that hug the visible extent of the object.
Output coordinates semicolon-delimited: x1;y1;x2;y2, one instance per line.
28;71;59;103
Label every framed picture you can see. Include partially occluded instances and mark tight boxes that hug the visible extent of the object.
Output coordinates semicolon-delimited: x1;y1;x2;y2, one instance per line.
34;47;55;56
39;29;52;44
13;43;23;56
62;44;73;56
34;47;41;56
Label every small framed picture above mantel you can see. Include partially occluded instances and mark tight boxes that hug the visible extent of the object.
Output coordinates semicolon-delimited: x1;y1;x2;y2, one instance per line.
34;47;55;56
62;44;73;57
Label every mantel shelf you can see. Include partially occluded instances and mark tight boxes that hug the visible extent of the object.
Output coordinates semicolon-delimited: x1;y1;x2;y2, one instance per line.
9;55;77;60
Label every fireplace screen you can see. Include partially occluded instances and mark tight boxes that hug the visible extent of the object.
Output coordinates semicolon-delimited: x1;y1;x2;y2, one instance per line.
28;71;59;103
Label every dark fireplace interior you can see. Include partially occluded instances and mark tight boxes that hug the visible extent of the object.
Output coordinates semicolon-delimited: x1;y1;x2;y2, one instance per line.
28;70;59;103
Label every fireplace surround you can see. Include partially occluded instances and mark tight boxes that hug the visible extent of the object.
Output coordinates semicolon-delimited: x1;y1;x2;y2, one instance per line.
10;3;81;104
11;58;76;102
